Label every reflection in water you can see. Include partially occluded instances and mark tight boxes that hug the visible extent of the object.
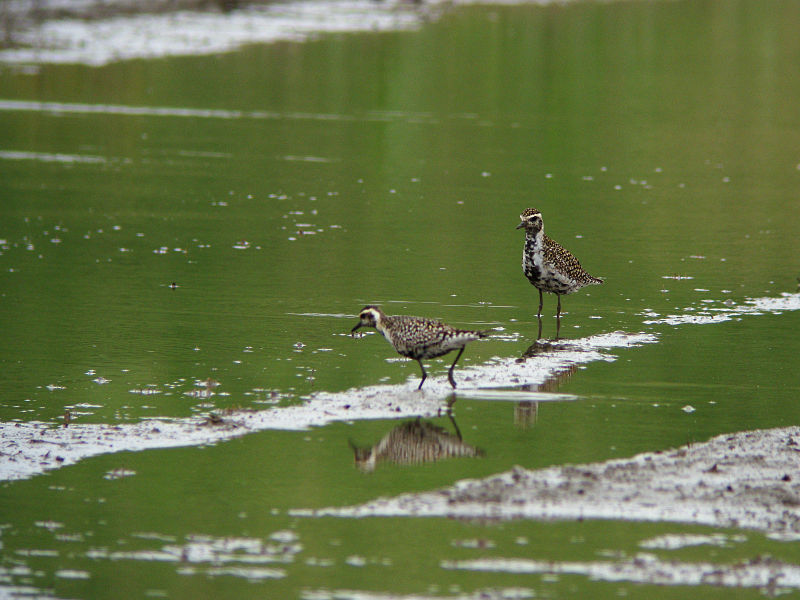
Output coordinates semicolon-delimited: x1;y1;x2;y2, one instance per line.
519;336;577;359
351;416;484;472
530;364;578;393
513;340;580;428
514;401;538;429
514;315;577;429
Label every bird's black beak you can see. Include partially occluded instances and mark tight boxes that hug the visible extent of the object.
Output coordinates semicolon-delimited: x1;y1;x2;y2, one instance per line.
351;322;362;335
516;221;525;230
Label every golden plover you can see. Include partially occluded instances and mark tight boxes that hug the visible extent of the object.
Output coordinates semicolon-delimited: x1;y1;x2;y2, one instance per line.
517;208;603;318
351;305;488;389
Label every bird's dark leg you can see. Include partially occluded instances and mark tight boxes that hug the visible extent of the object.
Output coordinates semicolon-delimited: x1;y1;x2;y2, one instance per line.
537;289;544;318
555;294;562;339
416;360;428;390
447;347;466;389
447;411;463;441
537;315;543;340
438;393;457;417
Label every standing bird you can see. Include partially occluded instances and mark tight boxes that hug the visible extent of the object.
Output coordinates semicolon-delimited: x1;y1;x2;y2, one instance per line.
517;208;603;319
351;305;489;389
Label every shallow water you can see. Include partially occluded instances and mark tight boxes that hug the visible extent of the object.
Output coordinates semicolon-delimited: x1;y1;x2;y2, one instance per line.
2;0;800;597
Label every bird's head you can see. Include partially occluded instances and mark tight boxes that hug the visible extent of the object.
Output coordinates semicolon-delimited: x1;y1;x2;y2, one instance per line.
516;207;543;234
351;305;383;334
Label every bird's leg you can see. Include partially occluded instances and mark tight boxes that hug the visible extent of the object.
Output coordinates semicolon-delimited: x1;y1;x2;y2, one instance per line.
537;315;543;340
439;393;457;417
537;289;544;318
556;313;562;340
447;410;463;441
416;360;428;390
556;294;562;318
447;347;466;389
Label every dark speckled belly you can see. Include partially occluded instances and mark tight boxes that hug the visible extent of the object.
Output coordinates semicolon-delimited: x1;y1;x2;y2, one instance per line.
522;239;576;295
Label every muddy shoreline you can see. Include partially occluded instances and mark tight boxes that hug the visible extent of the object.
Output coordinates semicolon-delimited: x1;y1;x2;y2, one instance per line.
300;426;800;538
0;0;431;65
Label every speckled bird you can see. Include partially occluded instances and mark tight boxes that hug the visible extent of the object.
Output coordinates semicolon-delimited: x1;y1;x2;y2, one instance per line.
517;208;603;318
351;305;489;389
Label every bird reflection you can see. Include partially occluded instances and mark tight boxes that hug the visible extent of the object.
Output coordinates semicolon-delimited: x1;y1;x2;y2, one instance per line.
533;363;578;392
514;400;538;429
519;332;576;359
350;415;484;472
512;354;579;429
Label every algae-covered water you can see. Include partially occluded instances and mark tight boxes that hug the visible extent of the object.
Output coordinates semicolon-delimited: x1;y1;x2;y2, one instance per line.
2;0;800;598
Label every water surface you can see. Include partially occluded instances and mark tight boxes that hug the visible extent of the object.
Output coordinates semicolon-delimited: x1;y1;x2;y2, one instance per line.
2;0;800;598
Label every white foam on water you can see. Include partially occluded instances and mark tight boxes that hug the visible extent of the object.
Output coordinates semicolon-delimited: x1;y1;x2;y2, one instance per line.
0;99;437;127
638;533;745;550
642;292;800;326
54;570;91;579
75;531;299;582
454;390;578;402
300;590;536;600
0;330;654;481
0;0;425;66
0;0;584;67
0;149;107;163
442;554;800;591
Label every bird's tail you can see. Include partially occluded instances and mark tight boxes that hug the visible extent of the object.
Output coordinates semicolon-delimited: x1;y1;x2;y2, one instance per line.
453;328;492;340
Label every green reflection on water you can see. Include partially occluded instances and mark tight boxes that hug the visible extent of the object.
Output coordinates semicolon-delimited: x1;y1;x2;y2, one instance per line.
2;0;800;597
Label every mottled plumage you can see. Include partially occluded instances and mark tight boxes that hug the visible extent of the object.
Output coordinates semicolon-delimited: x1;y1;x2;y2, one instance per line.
350;419;484;471
517;208;603;318
351;305;489;389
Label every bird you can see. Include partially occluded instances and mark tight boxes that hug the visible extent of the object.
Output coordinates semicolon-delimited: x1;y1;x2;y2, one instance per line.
517;207;603;319
349;418;484;472
351;305;489;389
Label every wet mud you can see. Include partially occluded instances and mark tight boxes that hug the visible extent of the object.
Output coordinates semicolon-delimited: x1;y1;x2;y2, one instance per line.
301;426;800;538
